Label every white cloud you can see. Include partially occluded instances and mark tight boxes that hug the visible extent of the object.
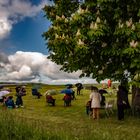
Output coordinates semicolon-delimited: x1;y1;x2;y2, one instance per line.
7;65;32;80
0;52;9;63
0;51;100;84
0;0;52;39
0;18;12;39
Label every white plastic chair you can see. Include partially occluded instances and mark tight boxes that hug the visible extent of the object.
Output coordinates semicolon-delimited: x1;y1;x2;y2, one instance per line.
105;100;115;117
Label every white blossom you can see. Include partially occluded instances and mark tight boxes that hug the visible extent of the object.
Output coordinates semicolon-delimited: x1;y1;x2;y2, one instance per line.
126;18;132;27
130;40;138;48
101;42;107;48
131;24;135;30
96;17;101;23
96;10;100;15
56;15;61;20
90;22;98;30
61;15;65;19
65;18;68;22
94;23;98;29
61;34;65;39
55;33;59;39
119;22;124;28
85;6;89;13
104;19;107;24
90;21;94;29
98;70;103;74
77;6;85;14
76;29;81;36
78;39;84;45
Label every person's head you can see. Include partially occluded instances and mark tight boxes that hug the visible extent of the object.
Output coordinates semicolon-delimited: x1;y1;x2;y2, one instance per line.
8;96;13;99
2;96;6;99
67;85;73;89
15;86;21;92
91;86;98;92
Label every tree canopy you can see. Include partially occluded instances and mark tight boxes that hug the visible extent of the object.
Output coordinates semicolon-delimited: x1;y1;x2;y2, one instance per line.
43;0;140;85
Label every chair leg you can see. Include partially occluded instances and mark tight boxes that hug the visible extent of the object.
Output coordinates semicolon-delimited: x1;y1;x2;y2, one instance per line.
105;109;111;117
105;108;114;117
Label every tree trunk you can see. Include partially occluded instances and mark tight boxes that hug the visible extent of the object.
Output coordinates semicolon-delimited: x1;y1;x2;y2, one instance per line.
132;85;140;116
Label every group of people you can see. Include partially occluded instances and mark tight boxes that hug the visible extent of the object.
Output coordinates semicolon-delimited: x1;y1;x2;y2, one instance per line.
0;86;27;109
0;82;132;121
45;83;84;107
0;95;15;108
1;83;83;108
46;86;76;107
86;84;131;121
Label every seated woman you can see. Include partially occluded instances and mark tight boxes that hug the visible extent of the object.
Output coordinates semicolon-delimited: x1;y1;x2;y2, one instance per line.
46;94;56;106
32;88;42;99
63;94;72;106
100;95;106;107
5;96;15;108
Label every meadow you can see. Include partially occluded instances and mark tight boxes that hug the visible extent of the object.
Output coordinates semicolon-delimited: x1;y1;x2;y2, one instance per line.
0;84;140;140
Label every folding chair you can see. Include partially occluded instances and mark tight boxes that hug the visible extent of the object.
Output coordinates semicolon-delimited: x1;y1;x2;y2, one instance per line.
105;100;115;117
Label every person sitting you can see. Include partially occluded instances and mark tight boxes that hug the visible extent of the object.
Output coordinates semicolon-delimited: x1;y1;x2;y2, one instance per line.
67;85;76;100
32;88;42;99
100;95;106;107
0;96;6;103
46;94;56;106
5;96;15;109
63;94;72;106
86;100;92;116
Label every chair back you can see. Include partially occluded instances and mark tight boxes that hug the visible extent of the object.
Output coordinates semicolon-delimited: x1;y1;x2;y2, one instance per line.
105;100;115;109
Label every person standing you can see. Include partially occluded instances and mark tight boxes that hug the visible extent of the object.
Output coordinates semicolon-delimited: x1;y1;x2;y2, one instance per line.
76;83;83;95
108;79;112;88
90;86;101;120
117;85;129;120
15;86;26;108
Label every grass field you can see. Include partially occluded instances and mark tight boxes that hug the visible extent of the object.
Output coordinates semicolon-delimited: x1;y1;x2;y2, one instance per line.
0;84;140;140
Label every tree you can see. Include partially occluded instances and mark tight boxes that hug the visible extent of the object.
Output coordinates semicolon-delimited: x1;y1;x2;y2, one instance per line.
43;0;140;87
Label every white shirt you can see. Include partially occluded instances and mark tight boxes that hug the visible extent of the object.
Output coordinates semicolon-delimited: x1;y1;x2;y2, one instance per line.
90;91;101;108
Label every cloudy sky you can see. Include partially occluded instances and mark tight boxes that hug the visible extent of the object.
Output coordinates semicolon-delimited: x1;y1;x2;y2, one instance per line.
0;0;100;85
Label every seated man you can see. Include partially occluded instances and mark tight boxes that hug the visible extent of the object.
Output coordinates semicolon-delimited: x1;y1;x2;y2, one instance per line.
46;94;55;106
32;88;42;99
63;94;72;106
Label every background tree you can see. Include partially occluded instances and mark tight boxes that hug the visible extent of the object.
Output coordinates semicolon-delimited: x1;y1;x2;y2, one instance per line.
43;0;140;107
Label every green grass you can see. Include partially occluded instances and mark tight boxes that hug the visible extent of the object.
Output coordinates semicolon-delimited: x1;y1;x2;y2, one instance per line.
0;84;140;140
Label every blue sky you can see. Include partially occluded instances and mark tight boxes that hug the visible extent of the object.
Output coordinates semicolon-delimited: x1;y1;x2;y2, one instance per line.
8;11;50;54
0;0;51;54
0;0;101;85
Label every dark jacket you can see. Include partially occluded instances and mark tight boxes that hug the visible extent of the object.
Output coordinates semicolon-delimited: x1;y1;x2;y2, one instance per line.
117;85;130;109
5;98;15;108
